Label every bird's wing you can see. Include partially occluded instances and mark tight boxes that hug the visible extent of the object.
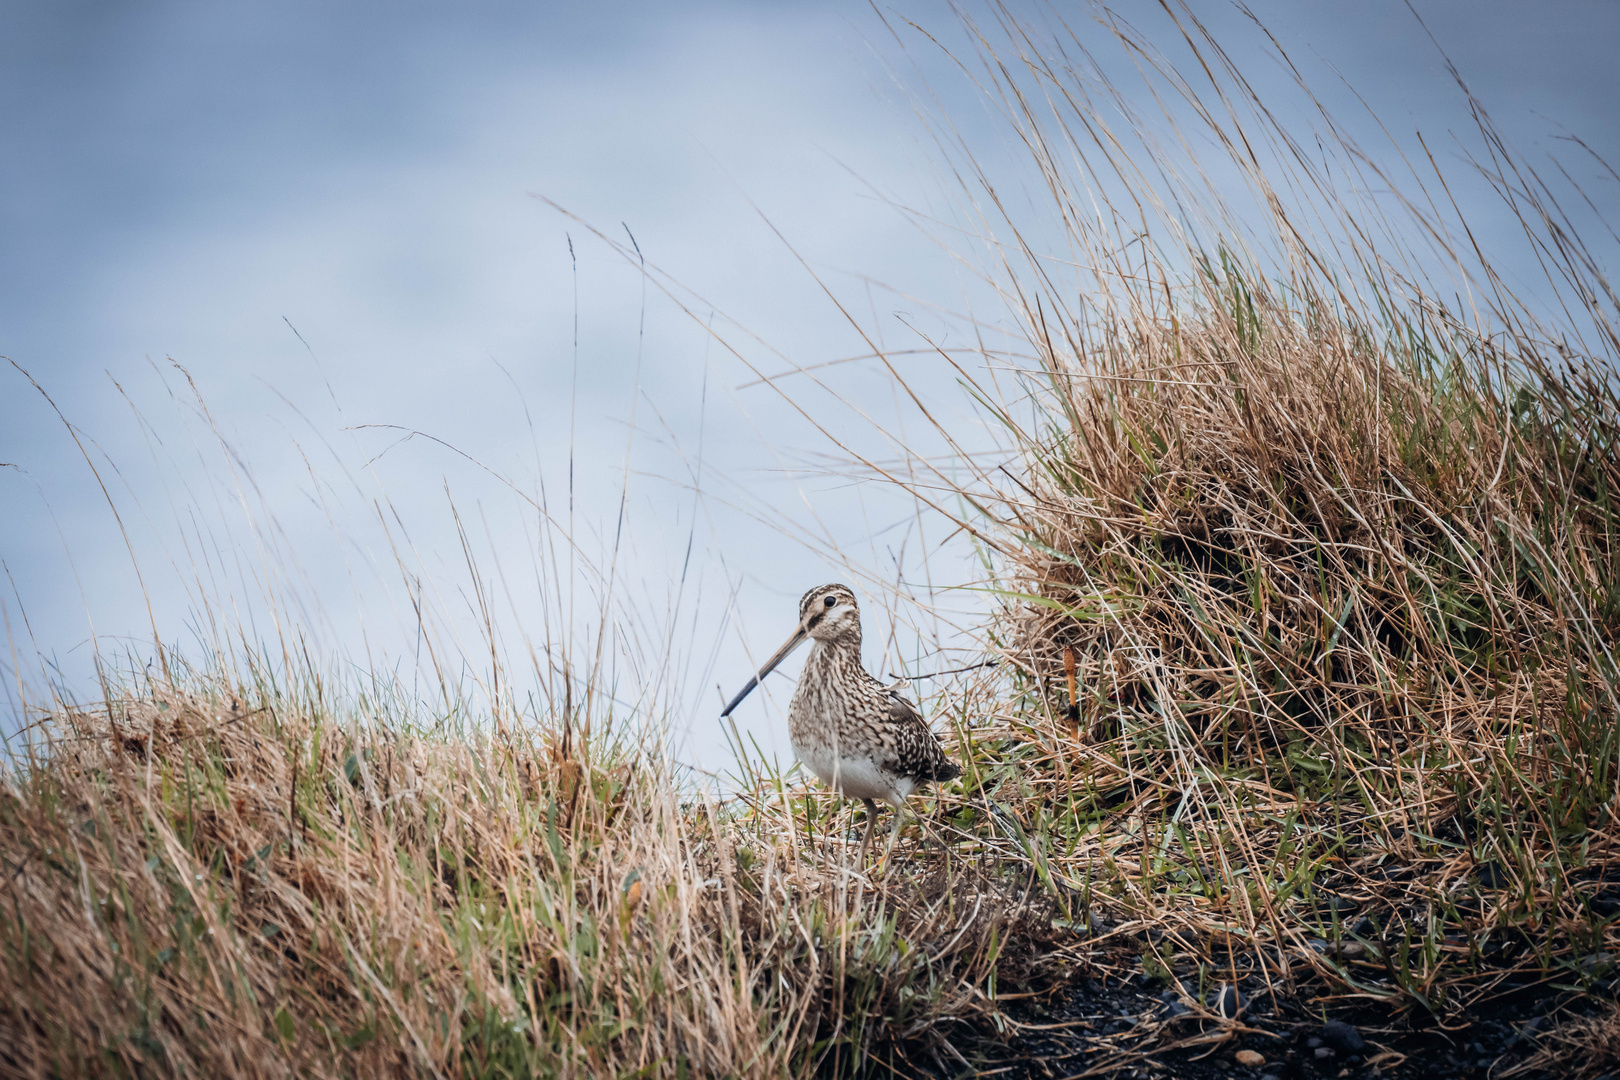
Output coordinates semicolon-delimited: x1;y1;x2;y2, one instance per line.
886;688;924;726
885;688;962;783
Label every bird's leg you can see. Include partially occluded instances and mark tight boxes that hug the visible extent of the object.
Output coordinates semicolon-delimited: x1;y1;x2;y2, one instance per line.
860;798;879;865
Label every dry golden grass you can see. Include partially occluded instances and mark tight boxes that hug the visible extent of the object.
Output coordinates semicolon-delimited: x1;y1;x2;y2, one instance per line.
953;271;1620;1012
0;667;1068;1078
827;0;1620;1053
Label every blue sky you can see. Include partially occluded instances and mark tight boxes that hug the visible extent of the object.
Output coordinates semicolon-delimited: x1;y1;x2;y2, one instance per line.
3;1;1617;773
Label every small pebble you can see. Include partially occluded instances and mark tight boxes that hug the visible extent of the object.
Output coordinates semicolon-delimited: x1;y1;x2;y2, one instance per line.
1314;1047;1334;1060
1235;1049;1265;1068
1306;1037;1322;1049
1590;890;1620;918
1321;1019;1367;1054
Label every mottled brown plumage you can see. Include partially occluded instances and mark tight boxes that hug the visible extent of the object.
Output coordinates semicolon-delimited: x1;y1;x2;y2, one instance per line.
722;583;960;858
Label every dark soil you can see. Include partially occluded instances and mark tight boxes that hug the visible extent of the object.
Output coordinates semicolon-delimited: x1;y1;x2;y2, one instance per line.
872;866;1620;1079
887;964;1620;1080
962;972;1616;1080
888;922;1620;1080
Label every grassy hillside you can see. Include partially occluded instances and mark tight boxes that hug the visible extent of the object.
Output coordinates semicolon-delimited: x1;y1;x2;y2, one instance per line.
7;3;1620;1077
0;666;1065;1077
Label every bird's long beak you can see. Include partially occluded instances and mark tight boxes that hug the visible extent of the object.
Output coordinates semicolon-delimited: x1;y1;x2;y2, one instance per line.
721;621;810;717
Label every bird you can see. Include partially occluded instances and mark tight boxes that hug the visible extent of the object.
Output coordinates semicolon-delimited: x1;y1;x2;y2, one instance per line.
721;583;961;861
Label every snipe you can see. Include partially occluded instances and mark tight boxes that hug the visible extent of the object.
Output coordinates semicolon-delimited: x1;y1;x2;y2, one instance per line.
721;584;960;859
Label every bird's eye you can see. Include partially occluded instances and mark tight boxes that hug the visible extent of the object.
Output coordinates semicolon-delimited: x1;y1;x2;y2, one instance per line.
824;596;836;608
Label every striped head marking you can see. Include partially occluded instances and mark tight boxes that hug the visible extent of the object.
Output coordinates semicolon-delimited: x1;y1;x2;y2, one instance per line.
798;583;860;642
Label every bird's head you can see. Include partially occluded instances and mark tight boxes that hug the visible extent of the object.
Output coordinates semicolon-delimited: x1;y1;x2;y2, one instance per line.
718;582;863;717
797;583;860;643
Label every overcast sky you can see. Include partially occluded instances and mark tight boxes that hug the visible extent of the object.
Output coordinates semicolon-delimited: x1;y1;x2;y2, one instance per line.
3;1;1617;775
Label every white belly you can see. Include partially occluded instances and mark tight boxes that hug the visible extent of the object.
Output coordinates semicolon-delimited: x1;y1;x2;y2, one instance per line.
798;742;915;808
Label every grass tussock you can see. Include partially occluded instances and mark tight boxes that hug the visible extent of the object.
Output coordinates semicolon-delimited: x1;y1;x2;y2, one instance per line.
862;0;1620;1034
978;267;1620;1013
0;666;1063;1078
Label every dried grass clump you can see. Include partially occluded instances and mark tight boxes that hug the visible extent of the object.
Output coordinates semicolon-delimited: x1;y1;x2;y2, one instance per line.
875;0;1620;1024
0;666;1064;1078
986;264;1620;1008
1014;265;1620;815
